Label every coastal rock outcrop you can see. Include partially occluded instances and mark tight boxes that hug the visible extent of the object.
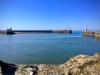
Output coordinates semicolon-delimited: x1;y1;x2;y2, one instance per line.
95;32;100;38
0;52;100;75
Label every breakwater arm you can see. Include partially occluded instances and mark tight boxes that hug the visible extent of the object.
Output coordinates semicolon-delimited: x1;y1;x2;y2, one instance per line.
82;31;95;36
82;31;100;38
0;30;72;34
82;28;100;38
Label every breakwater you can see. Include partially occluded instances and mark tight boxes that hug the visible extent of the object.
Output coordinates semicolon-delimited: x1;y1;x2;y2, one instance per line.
82;28;100;38
82;31;100;38
0;30;72;34
82;31;95;36
0;52;100;75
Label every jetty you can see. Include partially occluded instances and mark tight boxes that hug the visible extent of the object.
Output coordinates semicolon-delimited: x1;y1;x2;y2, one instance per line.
0;27;72;34
82;28;100;38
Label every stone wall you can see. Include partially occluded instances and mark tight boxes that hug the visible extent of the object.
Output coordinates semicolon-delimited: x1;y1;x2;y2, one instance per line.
0;52;100;75
82;31;100;38
82;32;95;36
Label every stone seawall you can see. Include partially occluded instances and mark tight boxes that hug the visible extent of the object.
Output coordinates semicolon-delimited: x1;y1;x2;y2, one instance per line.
0;52;100;75
82;32;95;36
82;31;100;38
0;30;72;34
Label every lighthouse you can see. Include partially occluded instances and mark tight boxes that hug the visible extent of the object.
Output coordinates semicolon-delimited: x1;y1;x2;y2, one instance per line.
84;28;87;32
68;28;70;31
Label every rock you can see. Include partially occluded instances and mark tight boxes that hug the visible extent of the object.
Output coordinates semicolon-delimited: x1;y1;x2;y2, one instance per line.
95;32;100;38
0;52;100;75
60;53;100;75
0;60;17;75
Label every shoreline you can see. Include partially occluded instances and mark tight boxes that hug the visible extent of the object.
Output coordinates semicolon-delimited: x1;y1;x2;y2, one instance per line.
0;52;100;75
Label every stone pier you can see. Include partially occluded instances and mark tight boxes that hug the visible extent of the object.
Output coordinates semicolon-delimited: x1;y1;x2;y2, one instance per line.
82;28;100;38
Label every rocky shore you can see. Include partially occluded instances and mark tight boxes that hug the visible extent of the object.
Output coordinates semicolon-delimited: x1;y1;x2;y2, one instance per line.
0;52;100;75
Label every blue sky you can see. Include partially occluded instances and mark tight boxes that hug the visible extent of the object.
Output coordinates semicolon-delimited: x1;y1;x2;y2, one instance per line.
0;0;100;30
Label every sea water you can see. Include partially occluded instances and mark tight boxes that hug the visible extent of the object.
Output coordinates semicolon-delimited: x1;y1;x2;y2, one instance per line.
0;31;100;64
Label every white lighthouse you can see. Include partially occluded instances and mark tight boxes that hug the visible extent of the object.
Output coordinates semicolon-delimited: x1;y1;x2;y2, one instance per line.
68;28;70;31
84;27;87;32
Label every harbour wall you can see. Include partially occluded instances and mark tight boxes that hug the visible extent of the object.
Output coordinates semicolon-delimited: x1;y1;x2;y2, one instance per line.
0;30;15;34
82;32;95;36
82;31;100;38
0;30;72;34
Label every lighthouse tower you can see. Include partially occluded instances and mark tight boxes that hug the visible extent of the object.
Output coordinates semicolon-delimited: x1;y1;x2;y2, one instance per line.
68;28;70;31
10;27;12;31
84;27;87;32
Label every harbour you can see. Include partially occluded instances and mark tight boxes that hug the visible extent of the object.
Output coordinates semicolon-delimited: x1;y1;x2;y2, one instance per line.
0;31;100;64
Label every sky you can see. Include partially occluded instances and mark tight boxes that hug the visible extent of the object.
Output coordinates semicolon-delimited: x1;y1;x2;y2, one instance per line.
0;0;100;30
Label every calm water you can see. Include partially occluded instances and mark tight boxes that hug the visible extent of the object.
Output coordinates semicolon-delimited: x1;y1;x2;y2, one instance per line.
0;31;100;64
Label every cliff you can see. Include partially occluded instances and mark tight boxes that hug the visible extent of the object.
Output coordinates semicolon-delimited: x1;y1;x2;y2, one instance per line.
0;52;100;75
